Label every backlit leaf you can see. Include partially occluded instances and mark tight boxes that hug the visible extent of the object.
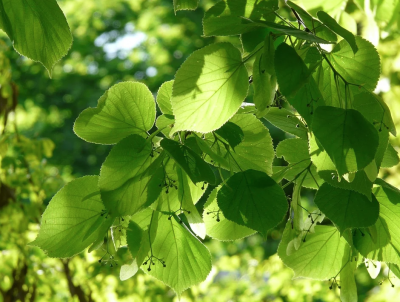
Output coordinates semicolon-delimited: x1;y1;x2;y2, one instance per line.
0;0;72;75
278;222;349;280
74;82;156;144
142;214;212;295
171;43;248;133
99;135;163;216
30;176;113;258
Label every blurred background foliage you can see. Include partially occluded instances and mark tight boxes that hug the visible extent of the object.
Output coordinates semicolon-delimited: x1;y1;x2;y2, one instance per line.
1;0;400;301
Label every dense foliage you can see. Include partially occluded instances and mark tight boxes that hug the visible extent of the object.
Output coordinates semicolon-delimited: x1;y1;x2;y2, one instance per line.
1;0;400;301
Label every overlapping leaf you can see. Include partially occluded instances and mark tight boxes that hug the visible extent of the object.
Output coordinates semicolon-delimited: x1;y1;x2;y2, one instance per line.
160;138;216;184
263;108;308;139
274;138;323;189
354;179;400;265
204;114;275;175
99;134;163;216
253;34;276;115
203;0;278;36
315;37;380;108
286;1;337;43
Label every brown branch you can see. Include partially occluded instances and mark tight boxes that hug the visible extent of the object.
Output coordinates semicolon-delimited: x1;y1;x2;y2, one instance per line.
62;260;93;302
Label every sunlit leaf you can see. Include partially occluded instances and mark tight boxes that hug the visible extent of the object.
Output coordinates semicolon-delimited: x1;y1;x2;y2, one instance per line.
156;80;174;115
143;214;212;295
173;0;198;12
74;82;155;145
160;138;216;185
99;134;163;216
203;0;278;36
317;11;358;53
0;0;72;75
278;222;349;280
171;43;248;133
263;107;308;139
30;176;113;258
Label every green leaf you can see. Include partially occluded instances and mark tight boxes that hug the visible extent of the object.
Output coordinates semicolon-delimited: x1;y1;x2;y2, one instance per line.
286;1;337;43
272;164;323;190
150;158;207;214
120;261;139;281
309;132;377;200
217;170;287;236
254;21;335;44
353;91;396;136
252;34;277;116
314;183;379;233
312;106;379;175
276;138;310;164
131;209;160;267
274;138;323;189
241;28;270;55
214;121;244;150
263;107;308;139
160;138;216;185
0;0;72;75
176;167;206;239
203;0;278;36
156;114;175;137
354;179;400;265
274;43;310;97
317;11;358;54
171;42;248;133
173;0;198;12
206;114;275;175
296;45;323;75
291;182;304;236
278;222;349;280
296;0;347;16
126;221;144;259
74;82;156;145
381;143;399;168
99;135;163;216
29;176;113;258
340;245;358;302
325;36;380;91
193;135;229;167
390;264;400;280
142;214;212;296
156;80;174;115
314;37;380;109
203;186;256;241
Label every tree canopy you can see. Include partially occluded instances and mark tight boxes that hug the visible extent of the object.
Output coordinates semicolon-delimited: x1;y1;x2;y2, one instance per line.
1;0;400;301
